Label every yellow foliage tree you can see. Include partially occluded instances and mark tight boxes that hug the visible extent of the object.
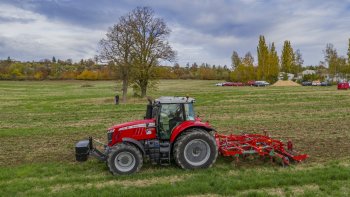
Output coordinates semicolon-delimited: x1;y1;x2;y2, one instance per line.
33;71;44;80
77;70;98;80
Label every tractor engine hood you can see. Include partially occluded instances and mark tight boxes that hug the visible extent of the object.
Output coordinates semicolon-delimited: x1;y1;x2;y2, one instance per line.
108;119;155;132
107;119;156;146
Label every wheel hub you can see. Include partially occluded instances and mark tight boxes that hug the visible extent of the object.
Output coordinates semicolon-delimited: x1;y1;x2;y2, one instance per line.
114;152;136;172
120;156;130;165
192;147;201;156
184;139;211;166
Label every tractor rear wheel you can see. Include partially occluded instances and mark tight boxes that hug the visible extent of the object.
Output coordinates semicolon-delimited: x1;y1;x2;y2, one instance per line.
107;143;143;175
173;129;218;169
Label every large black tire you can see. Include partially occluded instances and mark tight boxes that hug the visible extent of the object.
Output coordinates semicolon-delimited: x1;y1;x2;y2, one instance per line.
107;143;143;175
173;128;218;169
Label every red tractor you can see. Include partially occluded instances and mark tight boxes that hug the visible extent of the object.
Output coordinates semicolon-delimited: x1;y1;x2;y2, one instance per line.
76;97;218;175
75;96;307;175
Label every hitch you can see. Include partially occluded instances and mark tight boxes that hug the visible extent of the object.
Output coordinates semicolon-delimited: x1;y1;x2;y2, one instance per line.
75;137;108;162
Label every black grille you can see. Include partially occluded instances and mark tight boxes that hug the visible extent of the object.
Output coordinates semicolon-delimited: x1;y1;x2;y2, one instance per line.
107;132;113;143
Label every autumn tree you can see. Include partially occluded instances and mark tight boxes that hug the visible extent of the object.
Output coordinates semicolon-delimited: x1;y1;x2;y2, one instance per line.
242;52;256;81
172;63;184;78
323;43;338;75
230;52;256;82
337;57;347;77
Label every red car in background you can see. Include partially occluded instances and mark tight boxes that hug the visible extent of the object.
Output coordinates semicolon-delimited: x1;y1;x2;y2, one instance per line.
232;82;244;86
338;82;349;90
222;82;234;86
222;82;244;86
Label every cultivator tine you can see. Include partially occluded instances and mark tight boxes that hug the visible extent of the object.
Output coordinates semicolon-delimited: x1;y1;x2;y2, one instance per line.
215;132;308;166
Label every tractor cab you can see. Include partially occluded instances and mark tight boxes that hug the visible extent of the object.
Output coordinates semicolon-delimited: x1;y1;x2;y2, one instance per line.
146;96;196;140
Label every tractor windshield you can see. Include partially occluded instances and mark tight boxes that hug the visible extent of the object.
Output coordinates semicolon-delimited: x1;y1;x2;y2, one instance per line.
184;103;195;121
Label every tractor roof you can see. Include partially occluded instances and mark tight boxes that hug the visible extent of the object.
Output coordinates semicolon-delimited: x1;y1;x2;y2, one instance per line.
154;96;195;104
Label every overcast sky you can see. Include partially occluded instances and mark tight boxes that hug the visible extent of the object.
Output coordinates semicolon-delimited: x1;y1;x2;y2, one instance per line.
0;0;350;67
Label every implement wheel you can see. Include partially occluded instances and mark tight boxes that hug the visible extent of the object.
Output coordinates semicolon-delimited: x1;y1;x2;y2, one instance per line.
107;143;143;175
173;128;218;169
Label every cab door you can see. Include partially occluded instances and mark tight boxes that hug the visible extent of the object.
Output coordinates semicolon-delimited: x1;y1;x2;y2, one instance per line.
157;103;185;140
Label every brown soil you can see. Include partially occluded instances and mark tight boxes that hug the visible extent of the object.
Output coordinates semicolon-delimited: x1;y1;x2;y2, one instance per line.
272;80;301;86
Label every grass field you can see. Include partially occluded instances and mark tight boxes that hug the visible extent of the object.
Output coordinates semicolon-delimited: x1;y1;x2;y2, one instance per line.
0;80;349;196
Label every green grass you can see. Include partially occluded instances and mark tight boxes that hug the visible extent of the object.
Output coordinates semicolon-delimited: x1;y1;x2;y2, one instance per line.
0;80;349;196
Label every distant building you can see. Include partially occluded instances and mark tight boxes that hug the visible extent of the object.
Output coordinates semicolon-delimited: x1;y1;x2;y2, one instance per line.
278;72;294;80
302;70;316;76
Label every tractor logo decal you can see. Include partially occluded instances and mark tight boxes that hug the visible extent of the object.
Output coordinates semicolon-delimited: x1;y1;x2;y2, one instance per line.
146;130;152;135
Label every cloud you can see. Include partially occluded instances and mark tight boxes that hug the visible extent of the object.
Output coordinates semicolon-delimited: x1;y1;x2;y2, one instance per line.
0;3;104;61
1;0;350;66
167;23;240;66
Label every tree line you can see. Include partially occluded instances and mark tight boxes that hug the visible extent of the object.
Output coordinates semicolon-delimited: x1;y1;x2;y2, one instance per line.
231;36;350;83
0;57;117;80
0;57;230;81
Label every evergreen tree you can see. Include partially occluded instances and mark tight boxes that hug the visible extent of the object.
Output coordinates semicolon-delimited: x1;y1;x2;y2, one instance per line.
257;35;269;80
52;56;56;63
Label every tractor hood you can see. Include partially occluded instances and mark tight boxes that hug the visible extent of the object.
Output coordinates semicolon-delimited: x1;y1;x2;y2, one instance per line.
108;119;155;132
107;119;157;146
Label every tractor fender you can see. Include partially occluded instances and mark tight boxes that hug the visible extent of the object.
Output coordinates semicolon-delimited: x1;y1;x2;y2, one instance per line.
170;121;214;143
122;137;146;155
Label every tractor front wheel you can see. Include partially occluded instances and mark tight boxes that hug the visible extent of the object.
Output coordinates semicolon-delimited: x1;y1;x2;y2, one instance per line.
173;129;218;169
107;143;143;175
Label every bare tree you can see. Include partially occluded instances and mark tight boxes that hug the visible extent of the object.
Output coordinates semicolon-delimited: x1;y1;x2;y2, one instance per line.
99;13;134;103
99;7;175;101
231;50;241;70
129;7;175;97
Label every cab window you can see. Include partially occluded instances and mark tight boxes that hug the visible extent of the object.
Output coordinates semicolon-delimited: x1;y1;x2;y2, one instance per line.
158;104;184;139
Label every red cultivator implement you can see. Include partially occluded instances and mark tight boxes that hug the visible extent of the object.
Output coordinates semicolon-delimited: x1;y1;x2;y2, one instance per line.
215;132;308;166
